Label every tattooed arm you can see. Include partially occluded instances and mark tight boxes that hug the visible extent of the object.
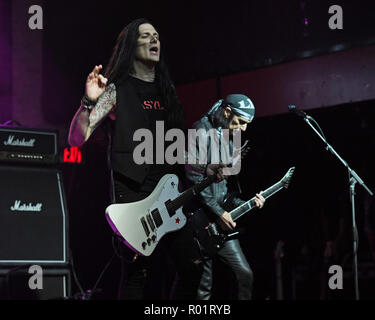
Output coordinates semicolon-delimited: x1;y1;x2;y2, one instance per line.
68;83;116;147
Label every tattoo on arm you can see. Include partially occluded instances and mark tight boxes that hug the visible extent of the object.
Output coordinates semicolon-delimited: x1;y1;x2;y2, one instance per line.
88;83;116;131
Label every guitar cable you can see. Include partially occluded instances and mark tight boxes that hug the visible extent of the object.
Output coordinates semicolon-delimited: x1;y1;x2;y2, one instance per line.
83;234;134;300
69;247;116;300
69;236;121;300
69;248;86;299
87;251;116;300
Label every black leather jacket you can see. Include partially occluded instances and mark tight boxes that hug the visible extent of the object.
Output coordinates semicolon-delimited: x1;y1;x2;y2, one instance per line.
185;115;245;217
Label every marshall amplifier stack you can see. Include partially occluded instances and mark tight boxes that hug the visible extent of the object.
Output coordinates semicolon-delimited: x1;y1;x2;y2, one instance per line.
0;127;71;299
0;127;59;164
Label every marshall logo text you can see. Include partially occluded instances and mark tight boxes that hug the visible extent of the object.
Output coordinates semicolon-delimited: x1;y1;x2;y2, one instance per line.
10;200;43;212
3;135;36;147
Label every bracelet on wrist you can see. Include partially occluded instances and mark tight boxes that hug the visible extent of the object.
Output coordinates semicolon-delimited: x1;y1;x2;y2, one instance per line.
81;95;97;109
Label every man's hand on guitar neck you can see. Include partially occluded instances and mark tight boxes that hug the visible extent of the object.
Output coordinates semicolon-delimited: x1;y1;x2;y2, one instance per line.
219;192;265;231
218;211;237;230
254;192;265;209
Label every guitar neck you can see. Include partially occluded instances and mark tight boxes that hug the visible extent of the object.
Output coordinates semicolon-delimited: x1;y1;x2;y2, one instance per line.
230;181;284;221
169;175;217;212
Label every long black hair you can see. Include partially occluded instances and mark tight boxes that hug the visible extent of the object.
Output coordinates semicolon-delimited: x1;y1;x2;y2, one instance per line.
104;18;185;130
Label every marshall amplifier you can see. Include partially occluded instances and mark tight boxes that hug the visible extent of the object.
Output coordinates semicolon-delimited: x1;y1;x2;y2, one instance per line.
0;127;58;164
0;268;71;300
0;165;69;265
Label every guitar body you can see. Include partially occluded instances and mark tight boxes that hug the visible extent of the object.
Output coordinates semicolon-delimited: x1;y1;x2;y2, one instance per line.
190;197;244;257
191;167;296;257
190;208;227;257
105;167;295;258
105;174;187;256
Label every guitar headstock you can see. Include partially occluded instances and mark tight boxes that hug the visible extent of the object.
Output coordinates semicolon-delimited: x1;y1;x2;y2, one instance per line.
281;166;295;189
231;140;251;167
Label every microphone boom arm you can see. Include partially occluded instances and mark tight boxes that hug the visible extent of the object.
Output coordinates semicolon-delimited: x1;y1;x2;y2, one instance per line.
302;115;373;196
290;105;373;301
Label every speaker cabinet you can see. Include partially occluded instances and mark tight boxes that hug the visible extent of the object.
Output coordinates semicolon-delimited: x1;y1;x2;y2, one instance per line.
0;268;71;300
0;165;69;265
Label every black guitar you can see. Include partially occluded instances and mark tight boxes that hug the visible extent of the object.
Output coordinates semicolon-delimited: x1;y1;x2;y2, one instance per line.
190;167;295;257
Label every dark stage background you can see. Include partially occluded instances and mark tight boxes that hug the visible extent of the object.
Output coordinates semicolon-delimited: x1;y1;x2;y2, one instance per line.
1;0;375;300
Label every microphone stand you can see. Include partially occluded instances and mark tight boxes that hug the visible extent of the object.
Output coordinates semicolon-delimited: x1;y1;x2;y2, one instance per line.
298;112;373;300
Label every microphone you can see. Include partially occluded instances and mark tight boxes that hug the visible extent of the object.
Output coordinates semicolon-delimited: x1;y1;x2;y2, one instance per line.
288;105;308;118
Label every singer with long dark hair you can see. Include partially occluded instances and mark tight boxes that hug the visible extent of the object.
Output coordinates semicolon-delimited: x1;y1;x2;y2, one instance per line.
68;18;223;299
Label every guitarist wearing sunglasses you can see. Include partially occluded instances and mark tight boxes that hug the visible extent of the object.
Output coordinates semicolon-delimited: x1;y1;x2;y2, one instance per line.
185;94;265;300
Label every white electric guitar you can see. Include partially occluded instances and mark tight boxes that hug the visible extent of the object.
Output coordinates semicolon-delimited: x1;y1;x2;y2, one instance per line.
105;174;217;256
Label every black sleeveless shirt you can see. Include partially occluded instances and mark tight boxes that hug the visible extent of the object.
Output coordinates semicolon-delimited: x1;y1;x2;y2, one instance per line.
110;76;179;193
